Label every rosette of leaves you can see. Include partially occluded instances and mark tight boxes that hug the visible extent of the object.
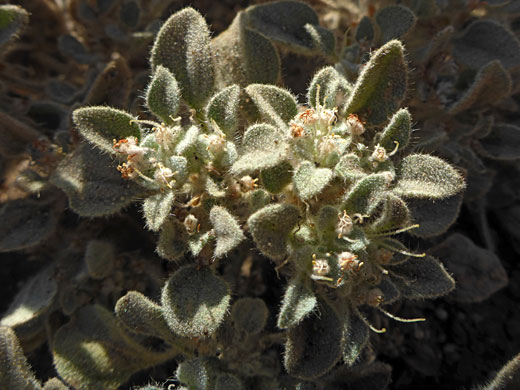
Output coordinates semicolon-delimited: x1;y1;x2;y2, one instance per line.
67;7;249;264
113;287;278;390
344;1;520;254
237;40;464;379
67;4;336;264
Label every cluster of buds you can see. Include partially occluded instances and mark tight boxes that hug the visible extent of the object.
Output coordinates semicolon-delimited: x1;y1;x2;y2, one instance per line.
318;133;342;157
153;122;180;151
113;137;149;179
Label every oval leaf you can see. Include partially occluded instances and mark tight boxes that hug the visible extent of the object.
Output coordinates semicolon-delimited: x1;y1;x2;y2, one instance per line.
146;65;181;124
209;206;245;259
231;298;268;334
142;191;175;232
344;40;407;125
378;108;411;152
245;84;298;128
277;277;317;329
247;204;300;260
293;162;333;201
0;326;41;390
72;107;140;154
453;20;520;70
231;124;287;174
161;265;230;338
394;154;465;199
430;233;507;303
389;255;455;299
205;85;241;138
150;7;215;108
375;5;416;44
284;301;343;379
50;143;145;217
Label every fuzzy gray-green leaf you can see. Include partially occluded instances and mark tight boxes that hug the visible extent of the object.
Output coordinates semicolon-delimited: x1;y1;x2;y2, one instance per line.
307;66;352;110
210;206;244;259
248;204;300;260
355;16;374;43
476;124;520;160
389;256;455;299
232;124;287;174
72;107;140;153
344;40;407;125
156;219;188;261
161;265;230;337
342;173;388;216
142;191;175;232
231;298;268;334
277;277;317;329
284;301;343;379
246;1;334;56
260;161;293;194
150;7;214;108
375;5;416;44
335;154;366;182
53;305;172;390
115;291;174;342
453;20;520;70
50;143;145;216
449;60;512;115
146;66;181;124
430;233;507;303
342;309;369;366
176;358;217;390
212;12;280;87
245;84;298;129
378;108;411;152
407;193;463;238
205;85;241;138
1;266;56;339
0;326;42;390
293;161;333;201
394;154;465;199
0;199;58;252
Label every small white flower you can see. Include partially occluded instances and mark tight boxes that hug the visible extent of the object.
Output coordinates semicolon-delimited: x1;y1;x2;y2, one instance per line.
346;114;365;136
336;210;353;238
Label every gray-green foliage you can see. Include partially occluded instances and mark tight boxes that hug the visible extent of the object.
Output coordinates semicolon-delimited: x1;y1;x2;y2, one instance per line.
52;305;174;390
0;198;58;252
150;7;214;109
453;20;520;70
478;353;520;390
36;4;468;387
0;5;29;52
0;326;41;390
146;65;181;124
161;265;230;337
344;40;407;124
72;107;141;153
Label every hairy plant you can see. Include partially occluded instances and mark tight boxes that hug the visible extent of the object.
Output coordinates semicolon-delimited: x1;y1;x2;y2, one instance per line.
0;2;493;390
